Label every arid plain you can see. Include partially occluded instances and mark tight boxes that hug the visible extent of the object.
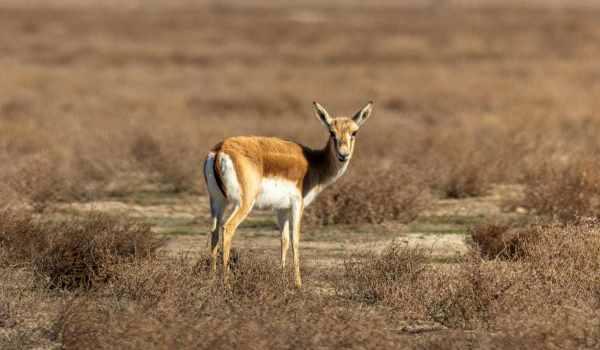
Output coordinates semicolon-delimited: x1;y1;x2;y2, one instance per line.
2;1;600;349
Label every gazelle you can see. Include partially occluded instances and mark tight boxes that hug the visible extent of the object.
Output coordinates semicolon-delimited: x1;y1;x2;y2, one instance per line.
203;101;373;288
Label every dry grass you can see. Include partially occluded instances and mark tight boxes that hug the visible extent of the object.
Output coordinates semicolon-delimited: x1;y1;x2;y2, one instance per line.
521;159;600;223
335;243;429;306
469;224;540;260
335;220;600;334
305;166;430;225
0;210;163;289
3;212;600;348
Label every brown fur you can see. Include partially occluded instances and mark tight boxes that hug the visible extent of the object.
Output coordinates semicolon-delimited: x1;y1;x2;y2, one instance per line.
217;136;309;187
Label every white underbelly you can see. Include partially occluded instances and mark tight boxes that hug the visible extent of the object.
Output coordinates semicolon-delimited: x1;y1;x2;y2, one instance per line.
255;178;300;209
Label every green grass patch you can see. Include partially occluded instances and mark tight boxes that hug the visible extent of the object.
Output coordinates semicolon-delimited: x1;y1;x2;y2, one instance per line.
407;223;467;235
414;214;486;226
240;217;276;229
156;226;201;236
144;216;196;227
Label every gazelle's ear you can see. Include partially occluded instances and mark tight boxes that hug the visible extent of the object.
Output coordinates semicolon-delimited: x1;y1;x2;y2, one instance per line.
352;101;374;127
313;101;333;128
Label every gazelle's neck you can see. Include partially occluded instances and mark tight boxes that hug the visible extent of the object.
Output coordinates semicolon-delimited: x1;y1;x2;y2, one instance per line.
317;137;350;188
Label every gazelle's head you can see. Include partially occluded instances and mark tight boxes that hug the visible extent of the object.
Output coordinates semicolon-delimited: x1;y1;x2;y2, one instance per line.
313;101;374;162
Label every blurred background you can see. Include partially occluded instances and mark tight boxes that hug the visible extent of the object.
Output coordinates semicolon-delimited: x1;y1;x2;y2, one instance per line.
1;0;600;220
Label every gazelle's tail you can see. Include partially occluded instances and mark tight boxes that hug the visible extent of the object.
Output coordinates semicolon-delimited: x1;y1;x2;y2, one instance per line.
203;151;227;199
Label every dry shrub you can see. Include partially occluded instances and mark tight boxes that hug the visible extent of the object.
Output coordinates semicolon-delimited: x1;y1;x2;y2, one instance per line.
516;221;600;301
0;210;162;289
55;251;405;350
426;255;510;329
104;250;289;312
5;154;78;212
470;220;600;306
305;166;430;226
336;243;429;306
469;224;540;260
464;220;600;327
522;159;600;223
416;308;600;350
483;308;600;350
335;244;503;328
11;224;600;349
55;296;403;350
336;222;600;332
226;252;291;301
0;210;50;266
104;256;215;313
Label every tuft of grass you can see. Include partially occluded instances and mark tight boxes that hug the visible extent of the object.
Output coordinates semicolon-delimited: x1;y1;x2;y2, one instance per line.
335;243;429;306
469;223;540;260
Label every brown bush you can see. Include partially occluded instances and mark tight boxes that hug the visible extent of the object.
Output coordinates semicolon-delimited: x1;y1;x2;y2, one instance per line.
469;224;540;260
0;210;50;266
521;159;600;223
416;308;600;350
0;210;163;289
465;221;600;321
335;243;429;306
55;251;404;350
55;295;407;350
104;250;290;312
336;221;600;331
517;221;600;301
305;166;430;226
100;256;208;313
5;154;78;212
7;222;600;349
333;242;507;327
426;254;510;329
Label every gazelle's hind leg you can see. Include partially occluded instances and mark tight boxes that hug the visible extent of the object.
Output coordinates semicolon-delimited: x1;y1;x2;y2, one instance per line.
218;154;259;285
203;152;227;273
276;209;291;269
221;200;254;284
208;196;225;273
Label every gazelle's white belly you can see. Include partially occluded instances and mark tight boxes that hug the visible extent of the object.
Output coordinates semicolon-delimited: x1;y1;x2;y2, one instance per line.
255;178;301;209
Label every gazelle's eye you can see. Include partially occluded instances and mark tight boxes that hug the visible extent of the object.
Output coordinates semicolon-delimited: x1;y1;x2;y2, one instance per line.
351;131;357;137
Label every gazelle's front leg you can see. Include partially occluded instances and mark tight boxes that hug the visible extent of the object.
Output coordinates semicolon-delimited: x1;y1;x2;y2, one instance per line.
276;209;291;269
290;199;304;288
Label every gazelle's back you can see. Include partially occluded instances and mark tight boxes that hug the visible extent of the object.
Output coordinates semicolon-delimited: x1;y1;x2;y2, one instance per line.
215;136;310;183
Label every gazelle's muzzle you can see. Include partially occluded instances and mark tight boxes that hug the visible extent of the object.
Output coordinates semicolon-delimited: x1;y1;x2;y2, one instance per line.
334;139;352;162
